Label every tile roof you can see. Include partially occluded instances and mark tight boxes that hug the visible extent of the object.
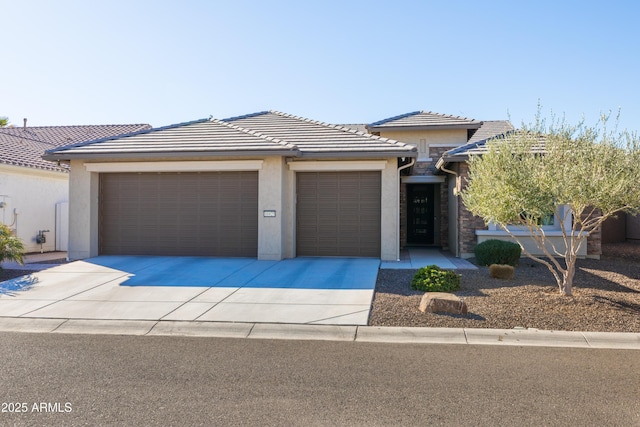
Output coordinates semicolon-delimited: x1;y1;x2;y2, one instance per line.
367;111;482;131
467;120;514;144
335;123;369;133
45;119;299;159
45;111;417;160
437;129;546;168
224;111;416;157
0;123;151;172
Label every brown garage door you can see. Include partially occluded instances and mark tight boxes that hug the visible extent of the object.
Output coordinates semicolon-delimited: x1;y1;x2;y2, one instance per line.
99;171;258;256
296;171;381;257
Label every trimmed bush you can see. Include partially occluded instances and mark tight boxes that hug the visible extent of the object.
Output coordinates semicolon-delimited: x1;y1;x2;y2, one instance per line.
489;264;515;280
474;239;521;266
411;265;461;293
0;224;24;271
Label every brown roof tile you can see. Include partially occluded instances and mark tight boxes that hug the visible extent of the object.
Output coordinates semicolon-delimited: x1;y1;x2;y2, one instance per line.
0;124;150;172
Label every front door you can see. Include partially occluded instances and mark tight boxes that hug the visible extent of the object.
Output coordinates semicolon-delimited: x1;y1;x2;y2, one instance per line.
407;184;435;245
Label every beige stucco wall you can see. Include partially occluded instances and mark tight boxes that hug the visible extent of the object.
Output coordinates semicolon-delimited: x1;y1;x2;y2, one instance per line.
476;231;588;258
380;159;399;261
68;160;98;260
258;157;286;260
0;164;68;253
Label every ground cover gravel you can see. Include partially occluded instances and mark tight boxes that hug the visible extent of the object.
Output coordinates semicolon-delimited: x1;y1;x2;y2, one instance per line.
369;243;640;332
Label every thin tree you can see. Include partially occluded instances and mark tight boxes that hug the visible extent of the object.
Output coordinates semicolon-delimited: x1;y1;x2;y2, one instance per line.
461;112;640;296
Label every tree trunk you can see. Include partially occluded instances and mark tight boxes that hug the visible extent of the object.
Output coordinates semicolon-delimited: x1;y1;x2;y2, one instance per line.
562;256;576;296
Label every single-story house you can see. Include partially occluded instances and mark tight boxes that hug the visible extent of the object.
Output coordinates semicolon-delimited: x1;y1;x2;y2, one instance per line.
0;121;150;253
42;109;605;261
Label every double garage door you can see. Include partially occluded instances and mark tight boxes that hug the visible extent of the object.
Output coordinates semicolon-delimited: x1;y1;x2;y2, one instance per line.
99;172;258;256
99;170;381;258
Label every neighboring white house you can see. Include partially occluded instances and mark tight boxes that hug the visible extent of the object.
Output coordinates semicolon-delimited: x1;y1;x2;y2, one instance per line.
0;121;150;253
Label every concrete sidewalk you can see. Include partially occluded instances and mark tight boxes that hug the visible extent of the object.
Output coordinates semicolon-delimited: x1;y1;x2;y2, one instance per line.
380;248;478;270
0;317;638;350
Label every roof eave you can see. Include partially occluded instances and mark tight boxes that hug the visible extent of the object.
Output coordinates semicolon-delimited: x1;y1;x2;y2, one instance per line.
367;123;483;132
42;149;300;162
298;151;418;159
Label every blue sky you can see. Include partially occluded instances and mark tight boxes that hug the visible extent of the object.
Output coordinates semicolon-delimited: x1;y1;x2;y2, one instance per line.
2;0;639;132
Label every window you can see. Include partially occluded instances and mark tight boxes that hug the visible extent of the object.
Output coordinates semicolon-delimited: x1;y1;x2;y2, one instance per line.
519;211;555;227
487;205;572;232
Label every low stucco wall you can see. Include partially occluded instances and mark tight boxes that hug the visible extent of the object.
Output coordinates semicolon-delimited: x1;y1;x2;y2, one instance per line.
0;164;68;253
475;231;588;259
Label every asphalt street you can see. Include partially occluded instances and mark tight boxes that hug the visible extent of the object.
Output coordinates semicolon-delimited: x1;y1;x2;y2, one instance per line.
0;332;638;426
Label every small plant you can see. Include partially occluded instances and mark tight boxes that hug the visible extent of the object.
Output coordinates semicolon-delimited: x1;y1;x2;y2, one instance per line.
411;265;461;292
0;224;25;271
474;239;521;266
489;264;515;280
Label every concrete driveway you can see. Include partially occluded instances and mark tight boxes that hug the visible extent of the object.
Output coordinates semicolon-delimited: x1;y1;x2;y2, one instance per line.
0;256;379;325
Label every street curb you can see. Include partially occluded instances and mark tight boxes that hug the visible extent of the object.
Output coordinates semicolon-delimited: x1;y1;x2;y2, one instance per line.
1;317;639;349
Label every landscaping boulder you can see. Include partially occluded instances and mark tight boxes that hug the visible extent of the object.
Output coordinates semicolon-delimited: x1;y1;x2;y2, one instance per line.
419;292;468;315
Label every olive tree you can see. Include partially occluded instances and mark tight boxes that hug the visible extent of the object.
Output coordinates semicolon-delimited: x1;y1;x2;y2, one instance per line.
461;113;640;296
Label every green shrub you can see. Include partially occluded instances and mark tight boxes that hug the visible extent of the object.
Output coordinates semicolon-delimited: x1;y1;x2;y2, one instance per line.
0;224;24;271
474;239;521;266
411;265;461;292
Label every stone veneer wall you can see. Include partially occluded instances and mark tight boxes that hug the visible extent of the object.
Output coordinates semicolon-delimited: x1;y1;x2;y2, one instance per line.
456;162;487;257
439;182;449;251
399;182;407;247
583;209;602;258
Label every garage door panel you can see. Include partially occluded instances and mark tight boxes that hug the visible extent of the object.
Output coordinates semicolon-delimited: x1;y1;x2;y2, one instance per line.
100;171;258;257
296;171;381;257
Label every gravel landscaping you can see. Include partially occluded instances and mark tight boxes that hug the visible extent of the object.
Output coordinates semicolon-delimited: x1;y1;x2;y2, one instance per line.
369;243;640;332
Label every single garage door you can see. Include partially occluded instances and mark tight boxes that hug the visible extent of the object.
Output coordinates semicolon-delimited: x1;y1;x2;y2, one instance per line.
296;171;381;257
99;171;258;256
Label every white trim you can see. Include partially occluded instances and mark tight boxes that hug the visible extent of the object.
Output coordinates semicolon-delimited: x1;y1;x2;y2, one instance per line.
84;160;264;173
476;230;574;237
287;160;387;171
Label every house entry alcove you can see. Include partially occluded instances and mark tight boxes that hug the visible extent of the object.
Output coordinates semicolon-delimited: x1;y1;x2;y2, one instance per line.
407;184;436;245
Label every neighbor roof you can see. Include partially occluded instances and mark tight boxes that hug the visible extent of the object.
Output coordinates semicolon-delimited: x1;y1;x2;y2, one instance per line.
1;123;151;172
45;111;417;161
367;111;482;132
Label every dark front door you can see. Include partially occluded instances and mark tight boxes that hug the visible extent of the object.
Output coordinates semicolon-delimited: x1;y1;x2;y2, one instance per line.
407;184;435;245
